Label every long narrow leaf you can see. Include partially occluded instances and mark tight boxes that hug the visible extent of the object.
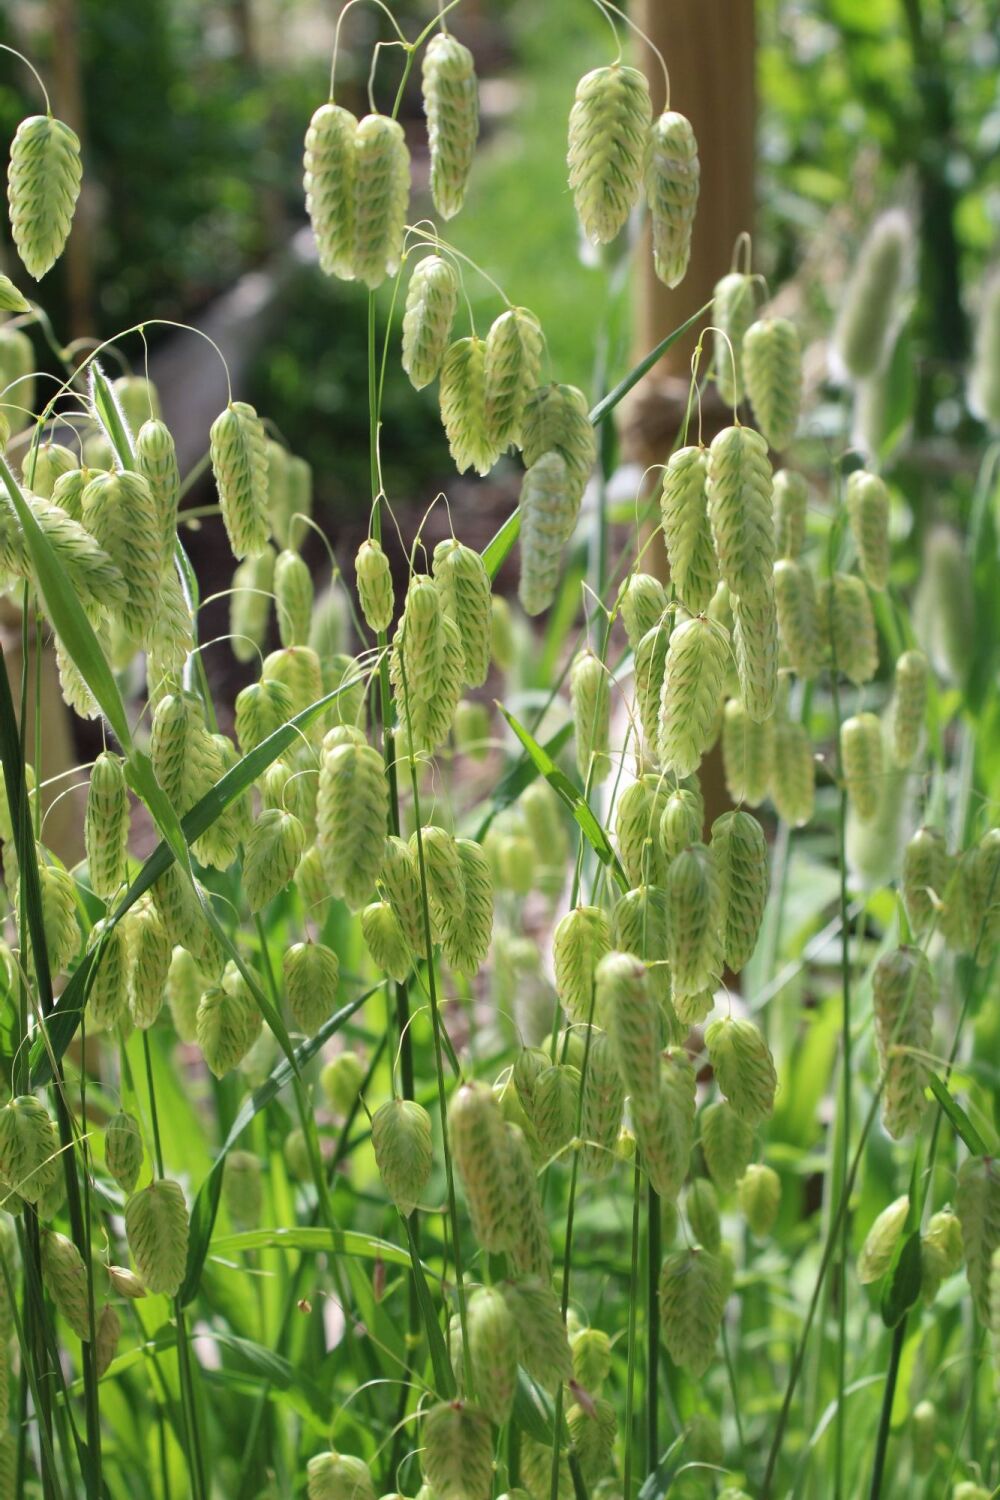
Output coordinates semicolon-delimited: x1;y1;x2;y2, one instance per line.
927;1072;989;1155
497;704;627;890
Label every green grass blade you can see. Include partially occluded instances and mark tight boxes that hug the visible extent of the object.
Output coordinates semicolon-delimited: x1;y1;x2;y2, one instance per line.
926;1072;989;1155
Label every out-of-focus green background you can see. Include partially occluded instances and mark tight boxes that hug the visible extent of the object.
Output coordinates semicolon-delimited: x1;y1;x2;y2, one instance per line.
1;0;997;519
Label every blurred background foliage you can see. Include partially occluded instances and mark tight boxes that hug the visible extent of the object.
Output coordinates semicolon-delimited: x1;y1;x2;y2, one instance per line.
0;0;998;523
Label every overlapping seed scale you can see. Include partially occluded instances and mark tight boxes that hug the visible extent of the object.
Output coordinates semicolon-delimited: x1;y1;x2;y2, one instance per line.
857;1194;909;1284
41;1231;91;1339
393;611;464;754
841;711;883;824
700;1099;754;1192
645;110;700;288
105;1110;144;1195
567;64;651;244
196;976;261;1078
432;538;492;686
126;903;171;1029
209;401;270;560
147;562;195;693
615;777;670;888
235;677;292;756
955;1157;1000;1324
454;1285;518;1426
85;751;129;901
422;1400;493;1500
26;441;77;498
705;1016;776;1125
872;945;935;1140
401;254;460;390
352;113;410;289
596;950;662;1113
580;1029;625;1178
150;864;223;974
483;306;543;451
846;470;891;590
441;837;494;978
284;941;340;1035
78;470;164;642
135;418;180;562
501;1275;573;1390
7;115;82;281
712;273;756;407
618;571;668;649
448;1082;513;1253
833;209;909;379
567;1395;617;1484
817;572;879;684
303;103;358;282
553;904;612;1021
371;1098;432;1217
316;740;387;911
658;1245;727;1375
243;808;305;912
721;697;773;807
658;615;729;778
707;424;775;604
517;450;576;617
528;1063;579;1159
124;1179;189;1297
633;620;670;762
439;336;499;475
743;317;802;451
273;549;313;648
360;900;412;983
771;716;815;827
889;649;928;767
739;1163;781;1237
0;1096;60;1204
733;583;779;722
522;383;596;502
772;468;808;559
149;692;222;819
422;33;479;221
665;843;723;999
635;1049;696;1200
355;538;394;634
901;825;949;937
773;557;821;677
570;648;611;784
711;810;769;973
660;445;718;616
24;489;129;613
612;884;675;1023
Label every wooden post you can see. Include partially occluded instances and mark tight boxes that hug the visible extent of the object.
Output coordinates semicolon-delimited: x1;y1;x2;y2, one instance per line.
629;0;757;831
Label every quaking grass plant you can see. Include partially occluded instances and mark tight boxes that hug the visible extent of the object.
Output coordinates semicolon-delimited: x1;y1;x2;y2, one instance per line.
0;6;999;1500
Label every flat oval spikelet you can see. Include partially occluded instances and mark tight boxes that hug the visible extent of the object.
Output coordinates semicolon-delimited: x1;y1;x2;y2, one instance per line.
229;546;275;665
439;335;499;475
209;401;270;559
126;903;171;1029
0;1096;60;1204
441;837;494;978
841;711;884;823
660;446;718;615
771;716;815;827
570;648;610;784
283;941;340;1034
596;950;662;1116
700;1099;754;1192
580;1029;625;1178
872;945;935;1140
371;1098;432;1217
901;825;949;937
432;538;492;687
243;808;305;912
360;900;413;983
196;978;261;1079
124;1179;189;1297
658;1246;727;1375
705;1016;776;1124
316;740;387;910
846;470;891;590
459;1285;519;1426
742;317;802;450
635;1050;696;1200
352;114;410;289
721;697;773;807
422;1401;493;1500
135;418;180;562
616;777;671;888
553;905;612;1021
618;571;669;649
889;648;927;767
685;1177;722;1251
707;424;775;603
712;273;756;406
501;1276;573;1390
834;209;909;379
953;1159;1000;1323
483;306;543;451
739;1162;781;1237
522;383;596;503
274;549;313;648
517;450;576;617
85;919;129;1031
80;470;164;642
567;64;651;244
303;103;357;281
773;468;808;559
402;254;459;389
658;615;729;779
85;751;129;901
422;33;479;220
633;620;670;762
711;809;769;972
41;1230;91;1339
355;538;394;634
857;1194;909;1284
448;1082;512;1253
773;557;821;677
818;572;879;685
645;110;699;287
8;115;82;280
665;843;723;999
306;1450;377;1500
104;1110;144;1195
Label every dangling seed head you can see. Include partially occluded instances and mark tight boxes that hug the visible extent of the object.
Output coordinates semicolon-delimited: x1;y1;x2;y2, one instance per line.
371;1098;433;1217
553;905;612;1022
772;468;808;559
700;1099;754;1192
901;825;949;937
739;1162;781;1237
306;1451;377;1500
772;715;815;827
872;945;935;1140
773;558;821;678
273;549;313;648
316;740;387;911
705;1016;776;1124
845;470;891;590
659;1245;727;1375
243;808;306;913
352;113;410;289
124;1178;189;1297
570;648;611;784
889;649;928;767
303;103;357;281
484;306;544;452
402;253;460;389
597;950;662;1115
712;273;756;406
567;65;651;244
658;615;729;778
517;450;577;617
684;1176;722;1251
711;809;769;972
283;941;340;1036
85;752;130;901
196;976;261;1079
707;424;775;603
742;317;802;450
721;697;773;807
229;546;275;665
645;110;700;288
422;1400;493;1500
833;209;909;380
660;446;718;616
209;402;270;560
433;538;492;688
321;1051;365;1116
7;114;82;280
104;1110;144;1196
857;1194;910;1284
439;336;499;477
666;843;723;999
522;383;596;503
841;712;883;823
618;572;669;650
818;572;879;685
422;32;479;220
0;1096;60;1204
41;1231;91;1339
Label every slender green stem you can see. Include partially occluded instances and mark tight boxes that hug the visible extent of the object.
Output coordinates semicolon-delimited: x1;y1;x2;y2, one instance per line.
623;1163;642;1500
868;1318;906;1500
646;1178;660;1475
